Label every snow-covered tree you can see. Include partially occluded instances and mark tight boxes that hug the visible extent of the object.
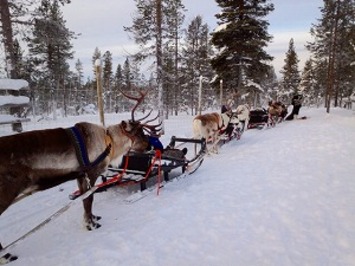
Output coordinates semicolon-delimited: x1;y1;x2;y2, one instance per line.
299;58;320;106
181;15;214;114
307;0;355;112
102;51;113;91
124;0;186;122
113;63;124;112
0;0;36;78
26;0;74;117
102;50;113;111
210;0;274;104
74;59;83;87
279;38;300;102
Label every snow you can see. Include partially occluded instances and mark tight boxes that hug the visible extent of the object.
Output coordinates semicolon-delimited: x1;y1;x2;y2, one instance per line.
213;22;230;33
1;107;355;266
95;59;101;67
0;79;28;91
0;95;30;107
0;79;30;108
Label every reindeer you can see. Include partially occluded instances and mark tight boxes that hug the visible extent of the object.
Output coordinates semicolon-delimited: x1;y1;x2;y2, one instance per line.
267;101;287;126
0;90;158;264
193;112;230;154
234;104;250;134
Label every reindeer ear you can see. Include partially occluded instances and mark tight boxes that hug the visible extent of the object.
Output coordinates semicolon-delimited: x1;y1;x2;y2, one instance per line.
121;120;127;129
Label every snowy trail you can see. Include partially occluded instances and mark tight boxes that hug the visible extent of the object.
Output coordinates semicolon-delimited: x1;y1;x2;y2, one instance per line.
0;107;355;266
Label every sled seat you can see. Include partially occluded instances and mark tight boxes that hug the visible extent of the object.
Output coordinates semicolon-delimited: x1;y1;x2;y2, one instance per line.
248;109;268;129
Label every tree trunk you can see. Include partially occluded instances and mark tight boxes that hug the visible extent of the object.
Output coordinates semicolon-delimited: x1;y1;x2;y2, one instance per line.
0;0;18;78
174;22;179;116
326;0;340;113
156;0;165;131
1;0;23;131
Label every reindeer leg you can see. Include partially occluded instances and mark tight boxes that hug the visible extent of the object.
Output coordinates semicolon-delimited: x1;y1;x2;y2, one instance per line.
82;194;101;230
77;176;101;230
210;136;219;154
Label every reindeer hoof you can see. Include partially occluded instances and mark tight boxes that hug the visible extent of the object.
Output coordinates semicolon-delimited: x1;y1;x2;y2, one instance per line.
85;222;101;231
92;215;102;221
85;216;102;231
0;253;18;264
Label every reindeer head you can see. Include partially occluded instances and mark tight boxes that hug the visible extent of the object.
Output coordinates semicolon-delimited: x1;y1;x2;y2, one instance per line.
119;89;162;152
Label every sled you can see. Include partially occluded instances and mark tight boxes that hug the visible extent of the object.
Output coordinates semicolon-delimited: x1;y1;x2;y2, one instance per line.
248;108;269;129
69;136;206;200
218;122;245;144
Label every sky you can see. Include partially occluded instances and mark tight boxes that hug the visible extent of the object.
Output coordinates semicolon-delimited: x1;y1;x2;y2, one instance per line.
61;0;324;80
1;106;355;265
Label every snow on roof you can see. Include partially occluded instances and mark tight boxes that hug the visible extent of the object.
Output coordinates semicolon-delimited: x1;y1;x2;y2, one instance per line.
0;79;29;90
0;95;30;107
0;114;29;123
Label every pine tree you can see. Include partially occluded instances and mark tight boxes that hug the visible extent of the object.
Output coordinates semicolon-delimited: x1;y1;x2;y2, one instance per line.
181;15;214;114
113;63;124;112
27;0;74;117
0;0;17;78
74;58;84;108
114;64;124;89
75;59;84;87
279;38;300;102
0;0;36;78
102;50;113;111
210;0;274;104
124;0;186;121
102;51;113;91
299;58;320;106
164;0;185;115
123;57;132;92
307;0;355;112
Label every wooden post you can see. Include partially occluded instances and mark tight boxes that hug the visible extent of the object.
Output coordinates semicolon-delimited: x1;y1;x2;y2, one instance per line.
95;59;105;126
220;79;223;106
198;75;202;115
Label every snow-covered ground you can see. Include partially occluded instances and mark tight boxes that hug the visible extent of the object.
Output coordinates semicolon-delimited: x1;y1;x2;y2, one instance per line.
0;107;355;266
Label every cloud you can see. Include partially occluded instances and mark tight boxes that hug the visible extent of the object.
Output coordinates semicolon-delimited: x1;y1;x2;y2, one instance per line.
60;0;321;81
266;31;313;77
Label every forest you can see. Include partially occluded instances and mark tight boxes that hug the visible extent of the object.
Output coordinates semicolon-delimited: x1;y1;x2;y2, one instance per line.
0;0;354;119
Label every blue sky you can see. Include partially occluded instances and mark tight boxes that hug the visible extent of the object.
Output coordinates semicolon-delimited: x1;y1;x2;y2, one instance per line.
62;0;323;79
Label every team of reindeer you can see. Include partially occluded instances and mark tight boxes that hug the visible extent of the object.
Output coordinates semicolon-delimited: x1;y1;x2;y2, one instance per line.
0;90;287;264
193;100;288;154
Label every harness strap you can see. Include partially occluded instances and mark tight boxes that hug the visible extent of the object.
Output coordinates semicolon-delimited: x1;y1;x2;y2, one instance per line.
66;126;112;173
153;150;162;196
218;113;231;132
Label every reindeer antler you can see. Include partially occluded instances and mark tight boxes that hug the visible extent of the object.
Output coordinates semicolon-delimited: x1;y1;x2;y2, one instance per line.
120;88;162;136
119;89;149;122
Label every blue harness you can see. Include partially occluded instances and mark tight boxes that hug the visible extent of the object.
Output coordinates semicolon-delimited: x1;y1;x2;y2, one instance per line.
66;126;111;173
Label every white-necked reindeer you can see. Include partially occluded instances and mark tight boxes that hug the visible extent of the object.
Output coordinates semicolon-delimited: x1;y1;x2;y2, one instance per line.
193;112;230;154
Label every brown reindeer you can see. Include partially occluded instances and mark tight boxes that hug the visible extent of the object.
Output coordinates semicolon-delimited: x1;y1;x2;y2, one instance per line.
267;101;288;126
0;90;157;264
193;112;230;154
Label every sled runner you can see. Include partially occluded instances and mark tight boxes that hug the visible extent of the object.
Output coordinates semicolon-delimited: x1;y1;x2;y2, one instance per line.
69;136;206;200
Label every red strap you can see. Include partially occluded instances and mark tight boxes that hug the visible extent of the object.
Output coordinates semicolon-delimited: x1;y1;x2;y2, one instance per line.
154;150;162;195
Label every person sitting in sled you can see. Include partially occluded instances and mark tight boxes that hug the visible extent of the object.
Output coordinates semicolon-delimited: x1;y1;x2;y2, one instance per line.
147;132;187;159
286;92;303;120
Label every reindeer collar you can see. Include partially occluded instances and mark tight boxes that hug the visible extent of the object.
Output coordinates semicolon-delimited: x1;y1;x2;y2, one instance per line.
119;122;136;143
66;126;111;172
